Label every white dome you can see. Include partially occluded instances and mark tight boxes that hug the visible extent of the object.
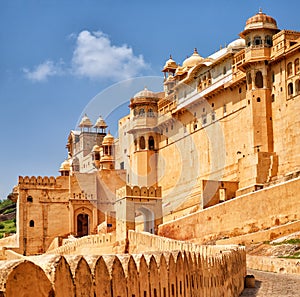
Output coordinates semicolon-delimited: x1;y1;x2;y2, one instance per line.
133;87;157;99
227;38;246;49
182;48;203;68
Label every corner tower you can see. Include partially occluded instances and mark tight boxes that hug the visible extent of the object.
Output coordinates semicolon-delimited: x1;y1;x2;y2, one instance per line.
237;10;279;194
239;10;279;153
127;88;159;187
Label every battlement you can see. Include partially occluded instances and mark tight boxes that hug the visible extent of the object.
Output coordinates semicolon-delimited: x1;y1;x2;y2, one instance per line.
0;242;246;297
116;185;162;199
18;175;70;189
19;176;57;186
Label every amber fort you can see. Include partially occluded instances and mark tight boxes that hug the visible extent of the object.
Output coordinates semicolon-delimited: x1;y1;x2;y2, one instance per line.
0;10;300;296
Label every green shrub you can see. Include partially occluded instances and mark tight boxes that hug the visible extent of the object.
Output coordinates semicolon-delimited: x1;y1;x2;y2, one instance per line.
0;223;5;229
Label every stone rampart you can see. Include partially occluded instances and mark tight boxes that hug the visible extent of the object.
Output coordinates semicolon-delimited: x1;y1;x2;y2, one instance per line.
0;249;246;297
46;233;116;255
247;255;300;275
128;230;242;256
159;177;300;243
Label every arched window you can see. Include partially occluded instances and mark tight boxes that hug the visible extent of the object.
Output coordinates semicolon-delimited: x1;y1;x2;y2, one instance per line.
246;37;251;47
139;136;145;150
148;136;155;150
295;58;300;74
287;62;293;77
257;97;261;102
27;196;33;203
139;108;145;117
271;72;275;83
247;72;252;84
134;138;137;151
29;220;34;227
295;80;300;94
265;35;272;47
288;82;294;96
147;108;154;117
255;71;263;88
253;36;262;46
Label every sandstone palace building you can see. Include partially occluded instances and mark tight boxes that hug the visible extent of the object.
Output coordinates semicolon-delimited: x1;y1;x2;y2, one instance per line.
11;11;300;255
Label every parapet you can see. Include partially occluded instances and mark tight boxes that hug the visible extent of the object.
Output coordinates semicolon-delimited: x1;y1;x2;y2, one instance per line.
18;175;69;189
19;176;57;186
0;247;246;297
116;185;162;199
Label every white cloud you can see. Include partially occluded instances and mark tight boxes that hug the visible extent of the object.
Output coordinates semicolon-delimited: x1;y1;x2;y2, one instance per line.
71;30;149;80
23;60;62;82
23;30;148;82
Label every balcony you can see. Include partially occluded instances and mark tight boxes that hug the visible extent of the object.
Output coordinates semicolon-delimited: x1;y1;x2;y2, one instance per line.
245;46;271;62
127;115;158;133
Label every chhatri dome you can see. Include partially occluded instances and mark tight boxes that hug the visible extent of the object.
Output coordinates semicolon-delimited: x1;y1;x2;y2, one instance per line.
241;9;278;37
78;114;93;129
133;87;157;99
162;55;177;72
59;159;71;172
102;132;114;145
182;48;203;68
94;115;107;129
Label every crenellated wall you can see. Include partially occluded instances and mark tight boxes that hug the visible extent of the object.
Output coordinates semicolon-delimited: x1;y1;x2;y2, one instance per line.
0;248;246;297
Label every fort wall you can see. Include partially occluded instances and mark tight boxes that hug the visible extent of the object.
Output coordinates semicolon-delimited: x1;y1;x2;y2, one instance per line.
247;255;300;275
0;248;246;297
159;177;300;243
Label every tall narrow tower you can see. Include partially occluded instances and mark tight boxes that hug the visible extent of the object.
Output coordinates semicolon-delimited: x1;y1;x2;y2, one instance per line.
127;88;159;187
237;10;279;193
240;10;279;152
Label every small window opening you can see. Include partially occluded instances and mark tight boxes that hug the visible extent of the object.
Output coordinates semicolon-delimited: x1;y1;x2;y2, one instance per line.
27;196;33;203
29;220;34;227
288;82;294;95
257;97;261;102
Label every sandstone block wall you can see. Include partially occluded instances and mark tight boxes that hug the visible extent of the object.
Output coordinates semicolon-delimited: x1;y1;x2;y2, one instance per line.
0;248;246;297
159;177;300;243
247;255;300;275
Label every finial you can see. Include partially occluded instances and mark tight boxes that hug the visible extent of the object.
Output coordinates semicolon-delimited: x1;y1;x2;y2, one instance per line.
169;54;172;59
194;48;198;53
259;7;262;13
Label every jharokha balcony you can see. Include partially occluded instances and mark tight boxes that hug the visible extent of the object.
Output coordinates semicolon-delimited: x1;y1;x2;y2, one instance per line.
127;114;158;133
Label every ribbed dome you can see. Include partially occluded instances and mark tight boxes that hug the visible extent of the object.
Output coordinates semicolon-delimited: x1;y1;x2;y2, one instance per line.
162;55;177;72
94;115;107;129
227;38;246;49
133;87;157;99
102;132;114;145
59;159;70;172
182;48;203;68
79;114;93;128
244;10;278;31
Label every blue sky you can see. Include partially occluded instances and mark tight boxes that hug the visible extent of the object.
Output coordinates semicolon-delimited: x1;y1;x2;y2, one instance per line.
0;0;299;199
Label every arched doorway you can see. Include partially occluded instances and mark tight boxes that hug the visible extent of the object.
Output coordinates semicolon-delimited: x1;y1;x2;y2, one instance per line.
77;214;89;237
136;207;155;234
